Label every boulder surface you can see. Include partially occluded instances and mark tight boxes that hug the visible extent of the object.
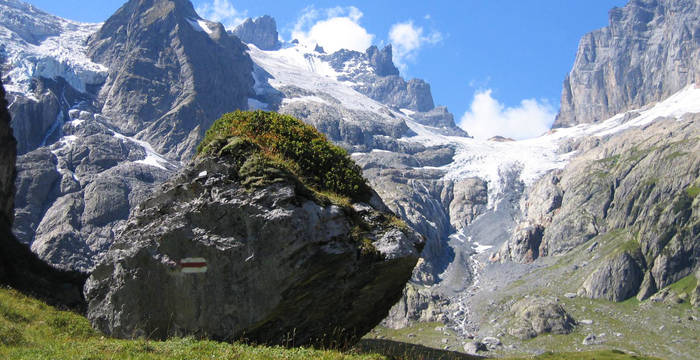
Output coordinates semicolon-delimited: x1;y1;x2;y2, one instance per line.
508;297;576;340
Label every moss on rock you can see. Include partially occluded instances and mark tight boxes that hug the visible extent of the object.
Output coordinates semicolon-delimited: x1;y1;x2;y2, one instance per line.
198;110;372;202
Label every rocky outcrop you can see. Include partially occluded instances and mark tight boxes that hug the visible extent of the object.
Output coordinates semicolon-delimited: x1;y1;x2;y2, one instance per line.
579;251;644;302
88;0;254;160
357;77;435;113
497;172;562;262
85;125;423;346
410;107;469;137
277;100;410;153
9;77;91;155
366;45;399;77
0;77;16;222
382;283;450;328
555;0;700;127
507;297;576;340
324;46;436;112
501;116;700;302
231;15;280;50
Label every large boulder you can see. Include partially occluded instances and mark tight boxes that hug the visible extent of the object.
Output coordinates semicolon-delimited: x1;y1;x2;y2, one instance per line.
508;296;576;340
85;111;423;346
579;251;644;302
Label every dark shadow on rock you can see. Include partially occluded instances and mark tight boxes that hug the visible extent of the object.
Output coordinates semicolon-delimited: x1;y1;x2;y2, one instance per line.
0;217;87;312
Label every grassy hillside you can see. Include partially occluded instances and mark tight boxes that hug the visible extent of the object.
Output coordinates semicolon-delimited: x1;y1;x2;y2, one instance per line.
0;287;661;359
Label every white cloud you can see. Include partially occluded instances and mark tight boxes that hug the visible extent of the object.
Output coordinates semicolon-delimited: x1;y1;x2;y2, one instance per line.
196;0;248;30
389;20;442;71
459;90;556;140
291;6;374;53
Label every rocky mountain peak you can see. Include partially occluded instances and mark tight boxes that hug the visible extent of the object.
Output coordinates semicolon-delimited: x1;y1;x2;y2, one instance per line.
87;0;254;160
554;0;700;127
88;0;222;69
231;15;281;50
366;45;400;77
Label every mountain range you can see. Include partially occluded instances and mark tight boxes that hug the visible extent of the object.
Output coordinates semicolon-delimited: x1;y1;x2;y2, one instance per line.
0;0;698;358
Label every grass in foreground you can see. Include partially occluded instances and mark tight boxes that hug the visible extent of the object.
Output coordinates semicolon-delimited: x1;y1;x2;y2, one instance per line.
0;287;660;360
0;287;382;360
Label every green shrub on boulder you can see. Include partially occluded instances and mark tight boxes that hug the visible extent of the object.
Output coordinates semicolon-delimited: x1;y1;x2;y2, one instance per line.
198;110;371;202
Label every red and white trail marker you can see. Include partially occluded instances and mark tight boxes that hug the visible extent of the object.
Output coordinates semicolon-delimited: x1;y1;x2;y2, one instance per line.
180;257;208;274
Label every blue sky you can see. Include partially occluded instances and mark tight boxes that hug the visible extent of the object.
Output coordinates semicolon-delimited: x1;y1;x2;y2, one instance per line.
24;0;627;139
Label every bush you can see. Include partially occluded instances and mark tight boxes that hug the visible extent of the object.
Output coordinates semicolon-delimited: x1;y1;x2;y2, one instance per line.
198;110;371;201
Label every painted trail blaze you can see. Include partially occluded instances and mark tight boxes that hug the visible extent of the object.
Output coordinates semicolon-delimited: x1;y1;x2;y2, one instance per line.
180;257;208;273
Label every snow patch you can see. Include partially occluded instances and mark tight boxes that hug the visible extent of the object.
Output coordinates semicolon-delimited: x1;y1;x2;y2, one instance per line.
187;18;214;35
112;132;175;171
247;98;268;110
400;108;415;116
472;243;493;254
247;44;387;112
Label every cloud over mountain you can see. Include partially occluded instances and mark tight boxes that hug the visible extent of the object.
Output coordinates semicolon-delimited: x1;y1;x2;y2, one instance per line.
291;6;374;53
459;89;555;140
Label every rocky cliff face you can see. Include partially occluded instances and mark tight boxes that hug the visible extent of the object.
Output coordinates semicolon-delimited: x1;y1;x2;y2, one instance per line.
323;46;436;113
500;115;700;302
555;0;700;127
88;0;254;160
231;15;280;50
10;91;175;271
366;45;400;77
85;125;423;346
0;78;86;311
0;78;16;223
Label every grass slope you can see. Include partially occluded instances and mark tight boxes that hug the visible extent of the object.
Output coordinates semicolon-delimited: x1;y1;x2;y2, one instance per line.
0;287;661;360
0;287;382;360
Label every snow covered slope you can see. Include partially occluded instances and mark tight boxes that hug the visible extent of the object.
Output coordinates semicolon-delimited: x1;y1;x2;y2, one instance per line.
248;37;700;209
403;84;700;204
0;0;107;95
